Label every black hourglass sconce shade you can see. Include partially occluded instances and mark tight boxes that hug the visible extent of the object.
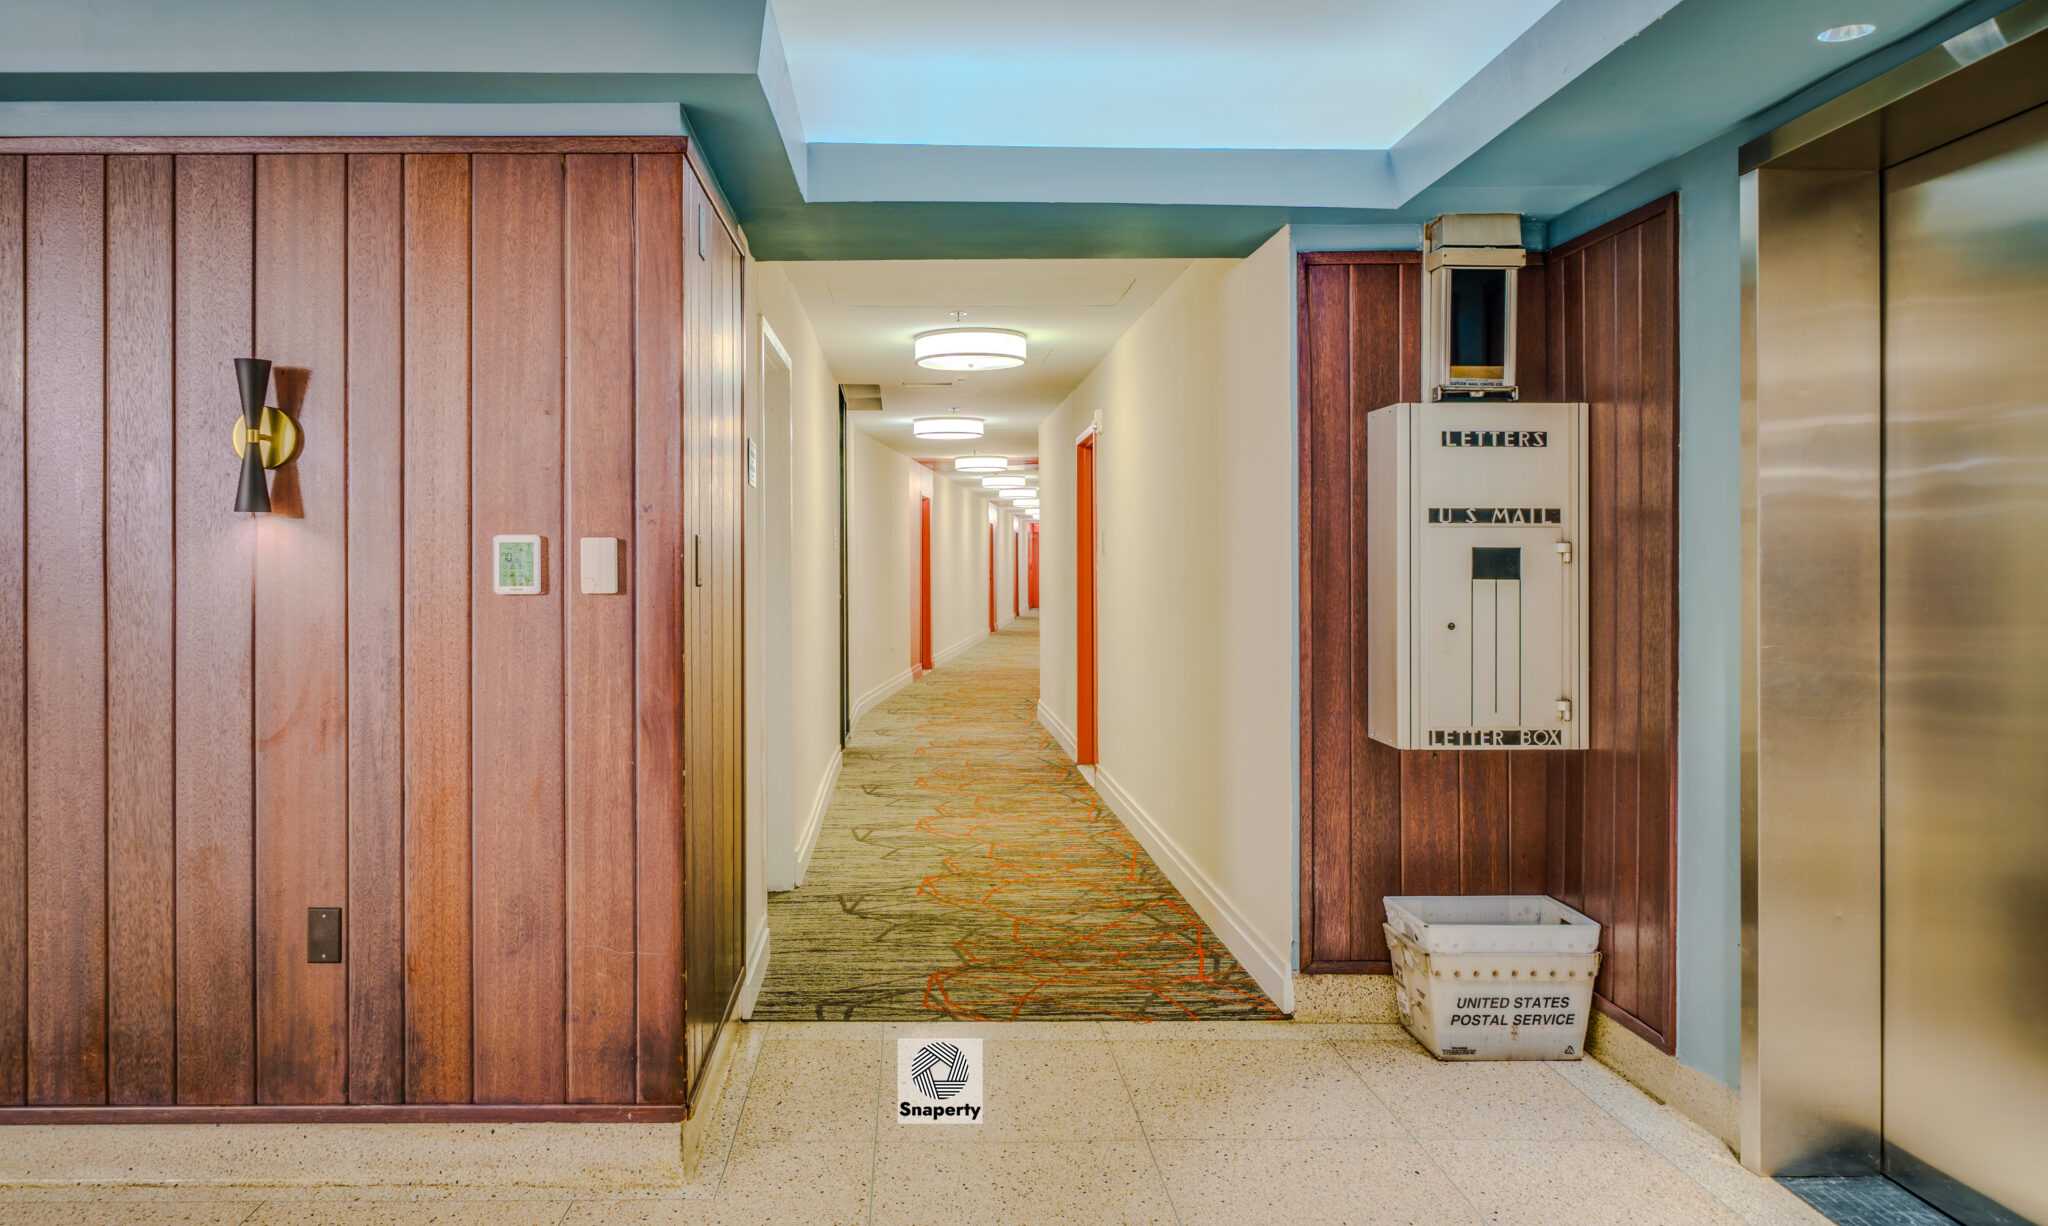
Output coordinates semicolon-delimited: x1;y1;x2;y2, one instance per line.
231;358;305;513
234;358;273;513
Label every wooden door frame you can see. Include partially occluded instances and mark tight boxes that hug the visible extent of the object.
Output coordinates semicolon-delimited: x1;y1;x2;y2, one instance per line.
1076;427;1099;765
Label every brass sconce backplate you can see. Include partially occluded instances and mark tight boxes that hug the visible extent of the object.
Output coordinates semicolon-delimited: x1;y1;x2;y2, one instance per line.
230;405;303;469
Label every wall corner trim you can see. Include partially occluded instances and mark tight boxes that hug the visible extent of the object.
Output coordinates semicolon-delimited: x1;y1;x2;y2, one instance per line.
734;916;772;1021
1088;766;1296;1015
791;747;843;888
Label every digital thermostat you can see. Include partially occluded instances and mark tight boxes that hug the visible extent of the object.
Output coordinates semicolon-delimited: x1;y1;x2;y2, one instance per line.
492;534;544;595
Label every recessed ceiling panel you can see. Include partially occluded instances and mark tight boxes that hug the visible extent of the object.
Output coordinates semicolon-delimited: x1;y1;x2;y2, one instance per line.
772;0;1564;150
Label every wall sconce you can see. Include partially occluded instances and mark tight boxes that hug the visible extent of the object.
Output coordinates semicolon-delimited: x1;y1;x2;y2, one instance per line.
231;357;302;513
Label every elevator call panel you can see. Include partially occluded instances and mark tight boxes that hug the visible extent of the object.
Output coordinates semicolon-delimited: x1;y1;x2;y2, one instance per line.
1366;401;1588;751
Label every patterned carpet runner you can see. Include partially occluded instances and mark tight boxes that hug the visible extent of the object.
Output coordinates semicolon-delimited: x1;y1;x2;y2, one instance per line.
753;615;1281;1022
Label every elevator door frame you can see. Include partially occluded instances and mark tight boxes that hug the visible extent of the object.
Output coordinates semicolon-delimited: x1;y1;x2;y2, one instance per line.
1738;0;2048;1195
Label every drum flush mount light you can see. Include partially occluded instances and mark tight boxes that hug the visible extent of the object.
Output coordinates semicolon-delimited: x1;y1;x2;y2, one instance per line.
230;357;303;513
912;408;985;440
999;487;1034;500
954;453;1009;473
915;327;1027;371
982;475;1026;489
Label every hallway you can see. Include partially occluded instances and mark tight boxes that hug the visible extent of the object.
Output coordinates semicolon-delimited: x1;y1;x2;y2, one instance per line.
753;618;1278;1022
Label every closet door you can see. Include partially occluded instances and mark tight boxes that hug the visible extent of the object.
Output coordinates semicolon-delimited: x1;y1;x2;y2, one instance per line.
681;167;747;1102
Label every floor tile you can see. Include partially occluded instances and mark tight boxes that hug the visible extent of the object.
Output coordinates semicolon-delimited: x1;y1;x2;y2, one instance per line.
1098;1021;1412;1042
0;1205;259;1225
1334;1041;1631;1140
1112;1039;1406;1140
870;1142;1174;1225
732;1039;882;1145
1428;1139;1750;1226
1152;1138;1482;1226
564;1144;872;1226
246;1202;573;1225
877;1039;1139;1143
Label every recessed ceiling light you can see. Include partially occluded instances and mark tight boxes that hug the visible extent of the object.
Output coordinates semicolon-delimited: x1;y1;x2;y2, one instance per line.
1817;22;1876;41
915;328;1027;371
911;411;984;440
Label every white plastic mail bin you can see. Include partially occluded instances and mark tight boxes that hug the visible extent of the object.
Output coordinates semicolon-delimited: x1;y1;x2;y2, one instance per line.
1382;895;1602;1061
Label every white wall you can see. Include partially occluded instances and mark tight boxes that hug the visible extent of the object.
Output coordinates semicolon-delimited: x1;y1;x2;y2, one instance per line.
929;475;995;665
1038;230;1297;1009
749;264;845;895
847;429;918;721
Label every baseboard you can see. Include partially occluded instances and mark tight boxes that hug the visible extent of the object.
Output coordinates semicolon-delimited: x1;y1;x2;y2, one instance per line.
791;747;842;887
1037;699;1078;760
734;914;771;1021
852;667;913;728
1087;765;1295;1014
932;628;988;669
1587;1010;1739;1148
0;1119;683;1188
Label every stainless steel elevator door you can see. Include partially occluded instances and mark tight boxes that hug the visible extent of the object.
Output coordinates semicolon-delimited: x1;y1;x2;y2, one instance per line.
1883;102;2048;1226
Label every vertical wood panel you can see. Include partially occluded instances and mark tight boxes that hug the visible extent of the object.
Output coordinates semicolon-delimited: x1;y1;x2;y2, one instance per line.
104;155;176;1105
253;153;350;1104
345;153;405;1105
1302;262;1352;964
401;152;473;1105
681;167;708;1089
1607;227;1645;1016
719;226;746;1031
469;153;566;1104
24;154;107;1105
0;155;25;1106
632;152;686;1104
564;154;637;1104
1635;209;1678;1032
1461;754;1509;894
173;153;257;1105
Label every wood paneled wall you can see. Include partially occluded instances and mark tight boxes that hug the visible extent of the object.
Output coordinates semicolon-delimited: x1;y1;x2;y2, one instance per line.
1297;195;1679;1049
0;143;747;1119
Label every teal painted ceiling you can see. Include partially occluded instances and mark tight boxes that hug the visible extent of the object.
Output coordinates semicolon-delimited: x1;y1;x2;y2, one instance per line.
0;0;2001;258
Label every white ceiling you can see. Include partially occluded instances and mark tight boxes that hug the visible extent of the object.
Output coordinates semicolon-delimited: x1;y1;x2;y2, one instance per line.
776;258;1190;482
770;0;1564;151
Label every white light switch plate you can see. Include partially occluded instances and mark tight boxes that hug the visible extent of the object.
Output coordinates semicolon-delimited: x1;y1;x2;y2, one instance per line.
580;537;621;595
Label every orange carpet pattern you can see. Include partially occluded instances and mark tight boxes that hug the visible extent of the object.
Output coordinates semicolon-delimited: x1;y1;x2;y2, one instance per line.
754;615;1280;1021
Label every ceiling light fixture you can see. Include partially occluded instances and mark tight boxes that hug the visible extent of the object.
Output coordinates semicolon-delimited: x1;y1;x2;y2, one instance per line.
1817;22;1875;41
982;476;1026;489
999;488;1033;500
915;328;1028;371
1014;498;1040;509
911;409;984;440
954;453;1009;473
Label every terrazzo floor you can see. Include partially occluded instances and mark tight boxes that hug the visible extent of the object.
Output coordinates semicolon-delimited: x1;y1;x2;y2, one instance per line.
0;1021;1832;1225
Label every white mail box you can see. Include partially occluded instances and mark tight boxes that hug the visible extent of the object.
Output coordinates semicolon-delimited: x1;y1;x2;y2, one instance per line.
1366;401;1588;751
